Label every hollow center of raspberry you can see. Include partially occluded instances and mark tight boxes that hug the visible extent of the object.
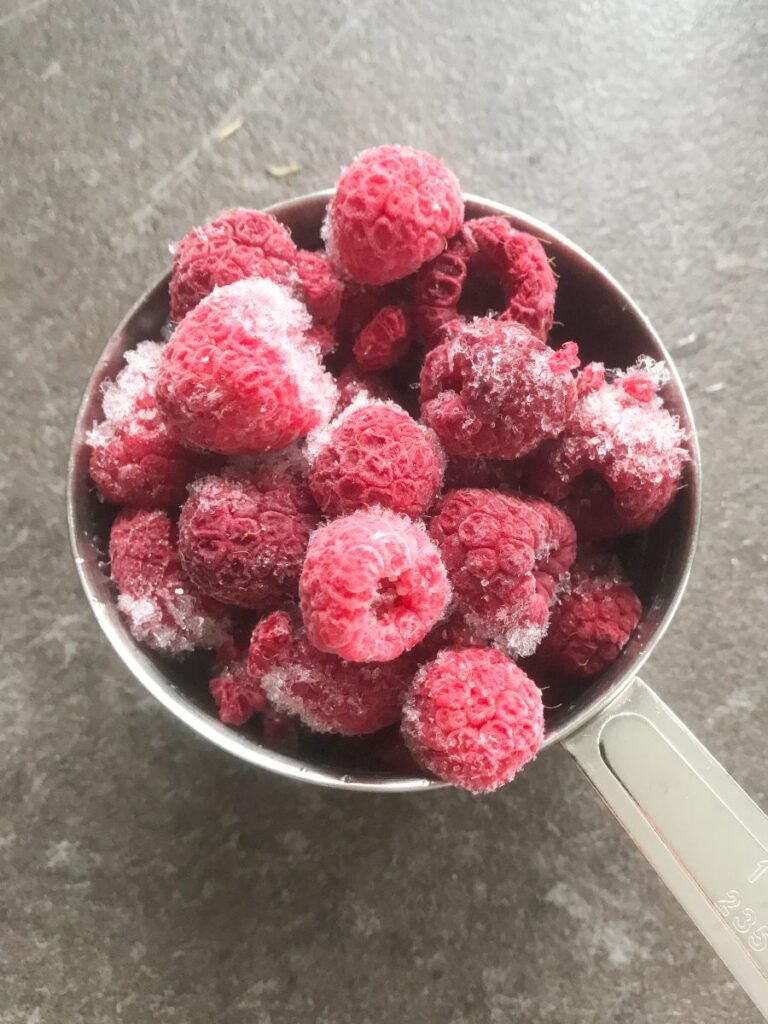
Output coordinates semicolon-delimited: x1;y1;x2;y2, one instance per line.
372;577;401;618
458;258;507;320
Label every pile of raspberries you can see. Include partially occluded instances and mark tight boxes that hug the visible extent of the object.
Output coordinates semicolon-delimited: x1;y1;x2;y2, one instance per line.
88;144;689;793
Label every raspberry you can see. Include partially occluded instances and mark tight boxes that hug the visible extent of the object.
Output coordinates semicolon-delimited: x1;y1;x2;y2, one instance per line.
299;509;450;662
531;553;642;680
169;208;297;322
420;319;579;461
88;341;207;507
401;647;544;792
428;488;576;656
307;401;444;518
109;508;229;655
353;304;411;371
294;249;343;325
414;217;556;348
524;358;689;537
335;363;398;412
324;145;464;285
210;655;268;726
248;612;413;735
156;278;337;454
178;460;319;609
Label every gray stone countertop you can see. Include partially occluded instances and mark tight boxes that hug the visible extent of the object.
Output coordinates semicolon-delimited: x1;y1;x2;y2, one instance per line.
2;0;767;1020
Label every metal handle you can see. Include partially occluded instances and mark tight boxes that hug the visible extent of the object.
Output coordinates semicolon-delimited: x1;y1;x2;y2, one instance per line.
563;678;768;1017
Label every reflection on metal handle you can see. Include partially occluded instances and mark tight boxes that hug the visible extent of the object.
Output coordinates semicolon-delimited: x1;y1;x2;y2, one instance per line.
564;678;768;1017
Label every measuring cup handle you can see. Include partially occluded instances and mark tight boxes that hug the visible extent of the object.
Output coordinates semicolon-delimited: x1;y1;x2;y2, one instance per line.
563;677;768;1015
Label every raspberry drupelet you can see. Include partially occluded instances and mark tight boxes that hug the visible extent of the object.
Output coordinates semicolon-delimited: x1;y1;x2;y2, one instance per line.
414;216;557;348
428;488;576;656
299;509;451;663
323;145;464;285
88;341;208;508
169;208;298;322
401;647;545;792
156;278;337;454
420;318;580;461
248;612;413;735
524;359;689;538
178;458;319;609
306;401;445;518
109;508;230;655
530;551;642;681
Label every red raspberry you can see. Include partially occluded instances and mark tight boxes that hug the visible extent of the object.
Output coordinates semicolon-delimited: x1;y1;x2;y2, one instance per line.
335;363;398;412
169;208;297;322
178;459;319;609
156;278;337;454
88;341;207;507
109;508;230;655
324;145;464;285
531;554;642;680
336;281;388;343
414;217;556;348
299;509;451;662
420;319;579;461
210;655;268;726
307;402;444;518
248;612;413;735
401;647;544;792
524;359;689;538
294;250;343;325
353;304;411;371
428;489;576;656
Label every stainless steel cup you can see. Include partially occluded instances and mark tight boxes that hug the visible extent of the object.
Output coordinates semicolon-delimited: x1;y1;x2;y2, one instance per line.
68;192;768;1014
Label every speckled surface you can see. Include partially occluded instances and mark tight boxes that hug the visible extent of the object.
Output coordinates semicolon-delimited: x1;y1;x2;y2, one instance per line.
2;1;768;1020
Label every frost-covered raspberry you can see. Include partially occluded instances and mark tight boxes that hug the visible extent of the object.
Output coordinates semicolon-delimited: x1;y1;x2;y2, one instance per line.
335;363;398;412
247;611;413;735
294;249;343;325
109;508;230;655
524;359;689;538
178;458;319;608
157;278;337;454
307;401;444;518
353;305;411;371
420;319;579;461
300;510;451;662
169;208;298;322
414;217;556;347
324;145;464;285
531;552;642;681
88;341;208;507
401;647;544;792
210;654;268;726
429;488;576;656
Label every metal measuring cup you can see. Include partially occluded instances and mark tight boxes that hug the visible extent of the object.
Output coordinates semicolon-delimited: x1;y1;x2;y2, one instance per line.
68;192;768;1014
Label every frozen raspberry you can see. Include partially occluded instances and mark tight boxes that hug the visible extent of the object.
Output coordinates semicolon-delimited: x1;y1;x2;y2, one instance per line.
88;341;208;507
157;278;337;454
307;401;444;518
248;612;413;735
178;459;319;609
305;322;337;357
531;553;642;680
429;489;576;656
335;363;398;412
109;508;229;655
414;217;557;348
420;319;579;461
353;305;411;371
294;249;343;325
336;281;388;342
210;655;268;726
401;647;544;792
524;358;689;537
169;208;298;322
324;145;464;285
300;509;451;662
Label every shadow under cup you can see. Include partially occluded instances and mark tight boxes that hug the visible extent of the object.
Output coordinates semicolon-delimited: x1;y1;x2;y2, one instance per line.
68;191;700;791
